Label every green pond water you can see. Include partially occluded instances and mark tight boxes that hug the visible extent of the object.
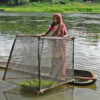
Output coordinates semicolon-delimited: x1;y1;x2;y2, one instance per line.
0;13;100;100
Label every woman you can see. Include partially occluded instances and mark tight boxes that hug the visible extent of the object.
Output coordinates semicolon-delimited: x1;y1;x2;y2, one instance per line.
38;13;68;37
38;13;68;80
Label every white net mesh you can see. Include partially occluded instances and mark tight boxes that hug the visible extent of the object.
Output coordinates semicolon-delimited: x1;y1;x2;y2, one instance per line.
3;35;74;91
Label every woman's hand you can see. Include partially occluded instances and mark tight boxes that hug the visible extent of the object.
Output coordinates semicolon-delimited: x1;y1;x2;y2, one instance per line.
37;33;46;36
37;34;42;36
63;34;68;38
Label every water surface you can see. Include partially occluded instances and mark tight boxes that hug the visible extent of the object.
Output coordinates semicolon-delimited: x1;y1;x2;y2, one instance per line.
0;13;100;100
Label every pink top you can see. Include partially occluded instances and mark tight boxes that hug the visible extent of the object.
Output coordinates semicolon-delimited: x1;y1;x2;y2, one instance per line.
48;24;66;32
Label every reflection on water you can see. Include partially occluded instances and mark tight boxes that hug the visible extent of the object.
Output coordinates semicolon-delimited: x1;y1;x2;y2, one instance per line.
0;13;100;100
3;85;74;100
0;34;15;61
1;80;97;100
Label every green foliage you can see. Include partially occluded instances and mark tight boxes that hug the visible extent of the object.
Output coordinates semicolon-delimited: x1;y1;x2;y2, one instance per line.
42;0;68;4
74;0;83;2
8;0;22;6
1;2;100;13
18;79;57;89
51;0;59;4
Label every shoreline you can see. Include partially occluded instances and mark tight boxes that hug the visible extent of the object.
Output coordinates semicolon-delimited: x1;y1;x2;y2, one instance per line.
0;2;100;13
0;12;100;17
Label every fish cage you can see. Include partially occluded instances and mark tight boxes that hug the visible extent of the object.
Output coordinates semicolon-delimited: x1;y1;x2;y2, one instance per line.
3;34;75;93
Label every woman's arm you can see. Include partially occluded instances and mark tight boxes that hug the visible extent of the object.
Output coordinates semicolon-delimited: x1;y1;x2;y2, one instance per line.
38;29;50;36
37;25;52;36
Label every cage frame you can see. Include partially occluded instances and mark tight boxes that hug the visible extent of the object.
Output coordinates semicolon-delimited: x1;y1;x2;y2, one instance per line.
3;34;75;93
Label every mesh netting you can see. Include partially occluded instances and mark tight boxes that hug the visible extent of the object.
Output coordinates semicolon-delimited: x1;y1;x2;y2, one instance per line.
3;35;74;92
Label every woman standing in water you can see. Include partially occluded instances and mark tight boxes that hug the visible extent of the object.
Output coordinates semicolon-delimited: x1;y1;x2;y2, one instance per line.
38;13;68;37
38;13;68;80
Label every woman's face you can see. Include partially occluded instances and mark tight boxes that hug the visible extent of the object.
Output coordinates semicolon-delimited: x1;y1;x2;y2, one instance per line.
53;16;60;24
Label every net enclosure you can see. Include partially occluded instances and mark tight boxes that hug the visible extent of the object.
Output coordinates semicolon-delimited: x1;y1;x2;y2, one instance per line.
3;34;75;93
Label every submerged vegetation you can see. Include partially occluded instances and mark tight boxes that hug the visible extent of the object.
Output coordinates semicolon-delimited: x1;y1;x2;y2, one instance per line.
18;79;57;89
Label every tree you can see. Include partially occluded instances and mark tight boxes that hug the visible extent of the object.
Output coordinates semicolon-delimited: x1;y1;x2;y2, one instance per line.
8;0;22;5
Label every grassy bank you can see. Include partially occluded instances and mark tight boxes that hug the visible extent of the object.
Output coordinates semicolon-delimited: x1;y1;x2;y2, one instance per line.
0;2;100;13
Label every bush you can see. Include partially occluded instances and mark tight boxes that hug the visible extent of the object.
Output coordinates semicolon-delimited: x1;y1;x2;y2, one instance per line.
42;0;69;4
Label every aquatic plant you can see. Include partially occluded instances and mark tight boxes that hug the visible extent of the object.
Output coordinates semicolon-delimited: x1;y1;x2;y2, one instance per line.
18;79;57;89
